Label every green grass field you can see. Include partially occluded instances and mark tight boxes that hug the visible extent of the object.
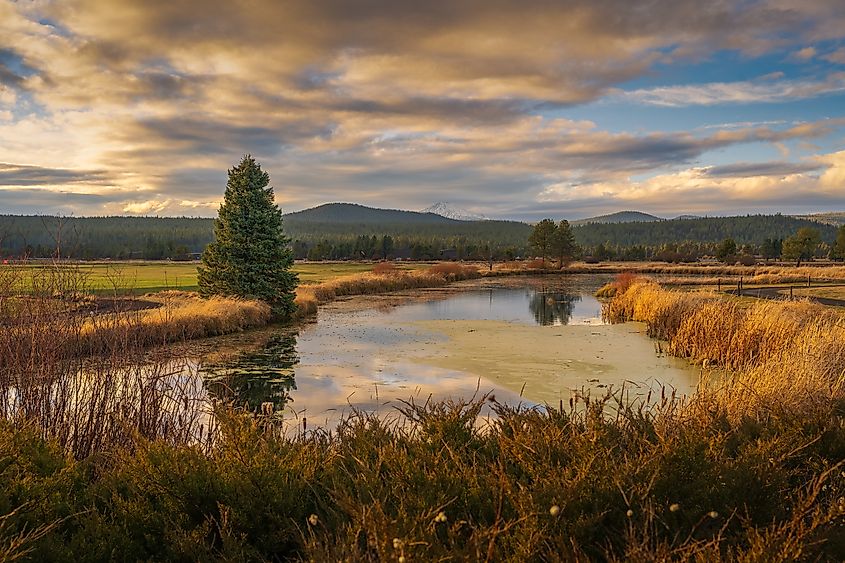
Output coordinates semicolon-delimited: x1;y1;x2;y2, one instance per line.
0;261;427;294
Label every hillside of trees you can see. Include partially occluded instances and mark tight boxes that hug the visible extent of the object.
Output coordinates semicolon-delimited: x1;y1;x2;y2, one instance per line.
573;214;837;248
285;203;459;224
570;210;662;226
0;209;531;261
0;209;838;262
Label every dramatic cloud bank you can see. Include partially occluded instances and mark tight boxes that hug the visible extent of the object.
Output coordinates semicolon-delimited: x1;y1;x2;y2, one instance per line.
0;0;843;219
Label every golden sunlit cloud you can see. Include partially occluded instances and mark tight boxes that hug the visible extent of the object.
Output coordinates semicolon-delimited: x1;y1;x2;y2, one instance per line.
0;0;843;218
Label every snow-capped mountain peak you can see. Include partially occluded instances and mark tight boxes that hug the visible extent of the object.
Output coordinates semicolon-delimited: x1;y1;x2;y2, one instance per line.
421;202;488;221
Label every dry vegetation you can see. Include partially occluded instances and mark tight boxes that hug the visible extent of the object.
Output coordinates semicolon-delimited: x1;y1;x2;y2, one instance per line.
577;262;845;284
604;278;845;414
2;267;845;560
293;262;481;316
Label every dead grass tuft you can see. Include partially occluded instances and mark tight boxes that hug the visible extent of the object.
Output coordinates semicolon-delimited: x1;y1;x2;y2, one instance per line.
293;263;481;317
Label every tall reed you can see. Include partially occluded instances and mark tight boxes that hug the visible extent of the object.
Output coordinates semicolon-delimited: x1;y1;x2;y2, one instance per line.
294;263;481;317
0;263;220;458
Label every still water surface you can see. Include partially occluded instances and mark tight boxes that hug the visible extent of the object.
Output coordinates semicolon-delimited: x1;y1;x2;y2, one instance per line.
162;276;699;429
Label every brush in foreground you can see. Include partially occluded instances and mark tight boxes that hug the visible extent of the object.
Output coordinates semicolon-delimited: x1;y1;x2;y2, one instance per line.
1;389;844;561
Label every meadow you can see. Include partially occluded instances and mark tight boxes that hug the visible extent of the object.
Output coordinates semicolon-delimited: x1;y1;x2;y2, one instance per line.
1;261;430;294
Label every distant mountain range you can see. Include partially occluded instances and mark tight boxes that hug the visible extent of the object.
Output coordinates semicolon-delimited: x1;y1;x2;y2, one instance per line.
421;202;488;221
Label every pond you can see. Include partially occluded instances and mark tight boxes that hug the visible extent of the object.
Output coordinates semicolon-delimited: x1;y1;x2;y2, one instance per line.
161;275;700;429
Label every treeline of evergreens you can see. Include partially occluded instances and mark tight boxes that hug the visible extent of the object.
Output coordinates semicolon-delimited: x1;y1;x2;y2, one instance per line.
0;213;837;261
0;216;215;260
0;215;532;260
573;214;837;248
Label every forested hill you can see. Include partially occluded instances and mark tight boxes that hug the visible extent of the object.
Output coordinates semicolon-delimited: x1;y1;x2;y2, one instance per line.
283;204;529;242
570;211;662;226
0;210;838;260
284;203;457;224
572;214;838;247
0;207;531;260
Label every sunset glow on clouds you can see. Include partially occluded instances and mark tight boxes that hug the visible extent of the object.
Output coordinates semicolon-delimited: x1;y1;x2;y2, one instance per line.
0;0;844;220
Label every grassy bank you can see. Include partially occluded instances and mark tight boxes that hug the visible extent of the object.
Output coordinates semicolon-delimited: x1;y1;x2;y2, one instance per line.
293;263;482;317
1;262;482;357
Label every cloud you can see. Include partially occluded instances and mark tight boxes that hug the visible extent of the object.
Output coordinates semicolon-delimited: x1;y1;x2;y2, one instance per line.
621;73;845;106
0;1;845;218
792;46;818;60
702;161;827;177
537;150;845;217
0;163;114;187
0;188;112;215
822;47;845;64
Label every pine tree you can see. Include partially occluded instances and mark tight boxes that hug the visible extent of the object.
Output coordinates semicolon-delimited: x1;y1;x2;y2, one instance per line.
198;155;298;318
528;219;557;265
550;220;579;268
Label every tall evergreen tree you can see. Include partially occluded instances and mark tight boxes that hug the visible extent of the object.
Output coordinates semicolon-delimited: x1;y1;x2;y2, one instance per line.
198;156;298;318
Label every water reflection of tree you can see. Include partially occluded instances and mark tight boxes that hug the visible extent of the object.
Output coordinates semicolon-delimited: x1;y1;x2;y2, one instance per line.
200;332;299;412
528;291;582;326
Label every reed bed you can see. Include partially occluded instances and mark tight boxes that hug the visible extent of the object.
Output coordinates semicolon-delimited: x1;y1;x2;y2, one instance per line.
79;291;271;354
605;280;845;418
294;262;481;317
572;261;845;283
0;267;230;459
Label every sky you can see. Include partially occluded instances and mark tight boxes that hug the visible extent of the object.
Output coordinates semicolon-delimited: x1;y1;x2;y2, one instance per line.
0;0;844;222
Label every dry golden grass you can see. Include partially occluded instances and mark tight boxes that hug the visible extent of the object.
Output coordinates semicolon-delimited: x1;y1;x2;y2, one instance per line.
595;272;642;298
606;280;845;420
576;261;845;283
69;291;271;356
294;263;481;317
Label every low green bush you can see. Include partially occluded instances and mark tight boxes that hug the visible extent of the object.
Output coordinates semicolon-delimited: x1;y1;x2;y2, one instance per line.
1;394;844;561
